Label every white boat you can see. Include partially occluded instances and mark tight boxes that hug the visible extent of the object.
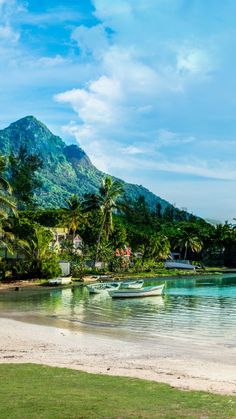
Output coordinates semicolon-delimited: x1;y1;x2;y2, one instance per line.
121;279;144;289
86;282;120;294
48;277;72;286
164;260;196;270
109;284;165;298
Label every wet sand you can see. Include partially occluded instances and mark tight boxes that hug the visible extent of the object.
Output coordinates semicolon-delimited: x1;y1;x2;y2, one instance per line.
0;316;236;395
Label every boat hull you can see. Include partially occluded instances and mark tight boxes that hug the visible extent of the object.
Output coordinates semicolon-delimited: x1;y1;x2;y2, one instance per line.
87;282;120;294
109;284;164;298
164;261;195;270
48;277;72;286
121;280;144;289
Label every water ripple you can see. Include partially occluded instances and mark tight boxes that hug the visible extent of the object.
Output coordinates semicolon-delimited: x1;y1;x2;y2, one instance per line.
1;274;236;345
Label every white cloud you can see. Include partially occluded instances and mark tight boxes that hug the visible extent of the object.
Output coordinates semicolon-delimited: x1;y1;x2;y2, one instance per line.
71;24;109;58
177;47;213;75
0;24;19;43
93;0;133;20
156;129;196;147
102;46;161;94
37;55;69;68
55;75;122;125
120;145;144;155
0;0;22;44
153;159;236;180
90;75;122;100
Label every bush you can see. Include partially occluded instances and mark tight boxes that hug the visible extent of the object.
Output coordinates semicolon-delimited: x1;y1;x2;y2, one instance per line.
0;260;11;281
10;255;61;280
70;259;84;278
41;256;61;279
11;260;30;279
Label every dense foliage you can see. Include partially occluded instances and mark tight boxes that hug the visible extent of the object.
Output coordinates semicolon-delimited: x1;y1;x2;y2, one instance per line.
2;185;235;280
8;146;43;209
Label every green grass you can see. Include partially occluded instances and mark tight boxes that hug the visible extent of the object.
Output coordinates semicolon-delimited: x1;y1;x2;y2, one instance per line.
113;269;223;280
0;364;235;418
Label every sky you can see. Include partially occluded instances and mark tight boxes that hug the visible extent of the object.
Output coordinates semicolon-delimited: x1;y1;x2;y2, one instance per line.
0;0;236;222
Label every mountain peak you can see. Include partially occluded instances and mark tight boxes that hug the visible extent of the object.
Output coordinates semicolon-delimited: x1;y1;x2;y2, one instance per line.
8;115;52;136
17;115;37;122
0;115;65;157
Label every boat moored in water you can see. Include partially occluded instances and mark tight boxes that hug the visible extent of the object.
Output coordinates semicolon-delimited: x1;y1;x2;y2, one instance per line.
108;284;165;298
121;279;144;289
86;282;120;294
48;277;72;286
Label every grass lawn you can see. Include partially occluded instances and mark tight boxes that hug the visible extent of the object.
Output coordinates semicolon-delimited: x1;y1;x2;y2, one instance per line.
0;364;235;418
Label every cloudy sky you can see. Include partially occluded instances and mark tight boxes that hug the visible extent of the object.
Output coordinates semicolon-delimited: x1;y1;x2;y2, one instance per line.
0;0;236;221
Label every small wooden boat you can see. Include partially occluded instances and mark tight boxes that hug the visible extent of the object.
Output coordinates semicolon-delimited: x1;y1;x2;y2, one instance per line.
82;275;100;283
121;279;144;289
48;277;72;286
109;284;165;298
87;282;120;295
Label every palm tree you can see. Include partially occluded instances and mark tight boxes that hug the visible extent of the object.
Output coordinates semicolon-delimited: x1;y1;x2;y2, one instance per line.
139;233;170;261
63;194;84;241
174;233;203;260
16;224;53;275
0;156;17;219
84;177;124;265
0;156;17;256
0;217;15;257
214;223;232;244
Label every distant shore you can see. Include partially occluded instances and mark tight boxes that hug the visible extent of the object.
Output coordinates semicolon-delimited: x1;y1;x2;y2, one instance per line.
0;317;236;395
112;267;236;280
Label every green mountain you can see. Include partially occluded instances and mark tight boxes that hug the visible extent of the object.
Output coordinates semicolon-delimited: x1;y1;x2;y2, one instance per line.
0;115;176;210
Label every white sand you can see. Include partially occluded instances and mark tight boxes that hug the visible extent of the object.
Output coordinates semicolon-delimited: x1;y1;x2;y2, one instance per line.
0;316;236;395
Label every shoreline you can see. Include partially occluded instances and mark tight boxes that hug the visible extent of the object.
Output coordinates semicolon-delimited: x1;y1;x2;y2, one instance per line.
1;268;235;292
0;316;236;395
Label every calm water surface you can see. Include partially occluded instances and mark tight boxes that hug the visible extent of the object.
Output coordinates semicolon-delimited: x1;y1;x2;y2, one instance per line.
1;274;236;345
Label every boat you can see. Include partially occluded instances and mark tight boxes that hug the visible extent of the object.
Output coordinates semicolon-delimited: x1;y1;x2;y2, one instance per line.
121;279;144;289
48;277;72;286
82;275;100;283
164;260;196;270
108;284;165;298
86;282;120;294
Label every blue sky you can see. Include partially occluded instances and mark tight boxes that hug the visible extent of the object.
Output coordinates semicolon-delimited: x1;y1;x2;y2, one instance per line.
0;0;236;221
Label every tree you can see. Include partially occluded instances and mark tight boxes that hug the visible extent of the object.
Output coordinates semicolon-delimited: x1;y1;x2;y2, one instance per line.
0;155;17;219
0;156;17;256
155;203;162;219
8;146;43;209
174;232;203;260
15;221;60;278
63;194;84;241
141;233;170;261
84;177;124;265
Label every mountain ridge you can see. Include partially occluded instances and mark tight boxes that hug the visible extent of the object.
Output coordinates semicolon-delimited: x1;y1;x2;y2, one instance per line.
0;115;181;212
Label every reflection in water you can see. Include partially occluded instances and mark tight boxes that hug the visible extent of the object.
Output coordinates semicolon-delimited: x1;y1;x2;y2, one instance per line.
0;274;236;345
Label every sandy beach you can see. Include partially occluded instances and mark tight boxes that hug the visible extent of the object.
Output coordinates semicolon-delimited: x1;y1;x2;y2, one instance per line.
0;316;236;395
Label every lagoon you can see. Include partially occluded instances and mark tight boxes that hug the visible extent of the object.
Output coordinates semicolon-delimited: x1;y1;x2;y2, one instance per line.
1;273;236;348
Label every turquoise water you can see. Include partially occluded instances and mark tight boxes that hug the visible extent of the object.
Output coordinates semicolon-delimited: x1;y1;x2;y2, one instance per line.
1;274;236;345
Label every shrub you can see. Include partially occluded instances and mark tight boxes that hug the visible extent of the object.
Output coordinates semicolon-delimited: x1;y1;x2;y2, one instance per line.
70;259;84;278
41;256;61;279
